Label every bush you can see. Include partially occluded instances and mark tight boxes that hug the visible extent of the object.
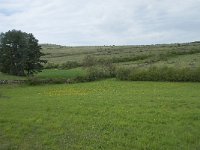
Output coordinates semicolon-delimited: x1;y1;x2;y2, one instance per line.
87;65;116;81
83;55;116;80
60;61;81;69
82;55;97;67
116;68;131;80
116;66;200;82
44;63;59;69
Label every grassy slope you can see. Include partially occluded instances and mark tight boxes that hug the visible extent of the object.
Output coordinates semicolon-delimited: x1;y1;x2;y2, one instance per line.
41;43;200;68
1;42;200;80
0;80;200;149
153;53;200;68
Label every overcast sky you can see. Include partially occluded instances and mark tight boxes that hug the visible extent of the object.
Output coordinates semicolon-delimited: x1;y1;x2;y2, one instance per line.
0;0;200;46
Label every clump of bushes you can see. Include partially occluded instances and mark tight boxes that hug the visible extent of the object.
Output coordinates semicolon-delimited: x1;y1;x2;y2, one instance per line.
86;65;115;81
60;61;81;69
116;66;200;82
82;55;116;80
82;55;97;67
44;63;59;69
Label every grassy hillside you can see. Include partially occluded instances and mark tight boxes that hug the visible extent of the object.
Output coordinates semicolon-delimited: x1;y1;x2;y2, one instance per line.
41;42;200;68
0;80;200;149
1;42;200;81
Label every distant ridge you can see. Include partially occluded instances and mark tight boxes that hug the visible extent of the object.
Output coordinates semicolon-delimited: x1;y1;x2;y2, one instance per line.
40;41;200;47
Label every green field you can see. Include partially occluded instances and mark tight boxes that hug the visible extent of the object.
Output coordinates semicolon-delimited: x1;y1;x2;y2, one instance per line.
0;80;200;149
0;68;87;81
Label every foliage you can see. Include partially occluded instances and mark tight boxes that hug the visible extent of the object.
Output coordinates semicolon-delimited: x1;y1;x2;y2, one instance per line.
0;30;46;76
116;66;200;82
82;55;97;67
115;67;131;80
60;61;81;69
44;62;59;69
83;56;116;80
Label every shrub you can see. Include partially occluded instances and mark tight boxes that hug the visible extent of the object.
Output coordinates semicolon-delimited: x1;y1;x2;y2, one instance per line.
116;66;200;82
116;68;131;80
82;55;97;67
83;55;116;80
44;63;59;69
60;61;81;69
87;65;115;81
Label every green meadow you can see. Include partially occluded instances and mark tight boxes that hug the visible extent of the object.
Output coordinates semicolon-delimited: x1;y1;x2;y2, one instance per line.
0;68;87;81
0;80;200;149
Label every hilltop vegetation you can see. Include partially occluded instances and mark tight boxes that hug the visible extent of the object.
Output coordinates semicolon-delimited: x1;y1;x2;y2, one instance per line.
41;42;200;69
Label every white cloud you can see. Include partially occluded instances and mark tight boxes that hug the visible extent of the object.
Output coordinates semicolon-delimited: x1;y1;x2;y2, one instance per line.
0;0;200;45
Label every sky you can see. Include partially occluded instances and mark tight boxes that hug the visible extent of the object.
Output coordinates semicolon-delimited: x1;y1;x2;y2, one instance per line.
0;0;200;46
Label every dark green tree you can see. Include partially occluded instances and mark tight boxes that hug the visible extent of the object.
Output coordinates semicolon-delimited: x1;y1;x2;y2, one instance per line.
0;30;47;76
